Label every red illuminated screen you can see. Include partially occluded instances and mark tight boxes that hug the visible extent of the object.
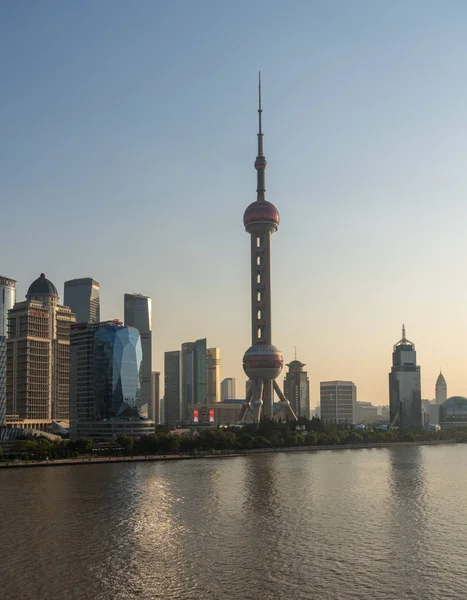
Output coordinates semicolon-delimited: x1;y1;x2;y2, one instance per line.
193;409;199;423
209;409;215;423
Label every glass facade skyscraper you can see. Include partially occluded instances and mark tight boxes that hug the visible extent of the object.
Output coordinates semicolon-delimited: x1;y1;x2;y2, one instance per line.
70;321;154;438
164;350;181;424
64;278;100;323
181;338;207;421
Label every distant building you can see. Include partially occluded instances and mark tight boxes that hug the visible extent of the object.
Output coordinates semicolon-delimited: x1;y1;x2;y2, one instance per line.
221;377;236;400
388;325;422;429
207;347;221;403
320;381;356;425
0;276;16;427
188;400;243;426
164;350;181;424
70;320;154;439
64;278;100;323
124;294;152;419
159;396;165;424
181;338;207;421
439;396;467;428
284;359;310;419
6;274;75;431
355;401;378;424
152;371;160;425
435;371;447;405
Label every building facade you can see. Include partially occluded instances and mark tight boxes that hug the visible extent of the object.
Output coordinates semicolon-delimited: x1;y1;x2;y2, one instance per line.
207;347;221;403
152;371;160;425
320;380;356;425
164;350;181;424
284;359;310;419
0;276;16;427
388;326;422;429
6;274;75;431
124;293;153;419
181;338;207;421
70;320;155;438
221;377;236;400
64;278;100;323
435;371;447;404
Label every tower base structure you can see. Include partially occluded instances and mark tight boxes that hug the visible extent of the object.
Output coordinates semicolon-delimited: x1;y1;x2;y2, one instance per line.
239;378;297;423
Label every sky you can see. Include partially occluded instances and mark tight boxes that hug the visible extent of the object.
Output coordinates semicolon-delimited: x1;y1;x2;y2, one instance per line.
2;0;467;407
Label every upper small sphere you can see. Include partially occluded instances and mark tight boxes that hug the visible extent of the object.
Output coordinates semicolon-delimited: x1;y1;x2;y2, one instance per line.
243;200;280;232
27;273;58;297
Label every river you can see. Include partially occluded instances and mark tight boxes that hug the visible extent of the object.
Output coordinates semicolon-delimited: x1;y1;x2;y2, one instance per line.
0;444;466;600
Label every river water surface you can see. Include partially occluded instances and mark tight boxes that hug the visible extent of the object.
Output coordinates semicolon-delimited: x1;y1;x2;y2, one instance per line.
0;445;466;600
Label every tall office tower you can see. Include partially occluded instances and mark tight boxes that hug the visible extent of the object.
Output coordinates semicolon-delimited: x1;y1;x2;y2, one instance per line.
207;347;221;403
320;381;357;425
181;338;207;421
0;276;16;427
6;274;75;430
388;325;422;429
284;359;310;419
435;371;447;404
152;371;160;424
239;75;296;423
124;294;152;418
221;377;236;400
70;320;155;439
64;278;100;323
164;350;181;424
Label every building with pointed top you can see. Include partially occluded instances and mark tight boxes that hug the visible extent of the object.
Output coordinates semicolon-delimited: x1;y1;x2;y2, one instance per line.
388;325;422;429
239;73;296;423
284;359;310;419
435;371;447;405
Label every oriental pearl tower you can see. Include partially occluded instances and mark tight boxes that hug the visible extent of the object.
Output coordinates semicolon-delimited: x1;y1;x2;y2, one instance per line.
239;74;298;423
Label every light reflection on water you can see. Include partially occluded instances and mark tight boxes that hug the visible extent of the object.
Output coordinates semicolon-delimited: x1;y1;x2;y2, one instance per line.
1;446;467;600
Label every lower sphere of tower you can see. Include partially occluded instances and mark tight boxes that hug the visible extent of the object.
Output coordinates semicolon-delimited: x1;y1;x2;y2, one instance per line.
243;343;283;380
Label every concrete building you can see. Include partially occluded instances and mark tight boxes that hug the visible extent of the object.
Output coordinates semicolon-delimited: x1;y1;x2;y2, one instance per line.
181;338;207;421
355;401;378;424
239;76;296;423
152;371;160;425
0;276;16;427
124;293;152;419
70;320;155;439
435;371;447;405
221;377;236;400
6;273;75;431
207;347;221;403
389;325;422;429
164;350;181;424
188;400;244;426
320;381;357;425
284;359;310;419
64;278;100;323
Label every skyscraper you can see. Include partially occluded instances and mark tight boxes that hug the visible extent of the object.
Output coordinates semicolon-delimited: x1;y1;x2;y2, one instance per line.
70;320;154;438
0;276;16;427
320;381;356;425
152;371;160;425
64;278;100;323
164;350;181;424
388;325;422;429
435;371;447;404
284;359;310;419
240;75;296;423
6;273;75;430
181;338;207;421
207;347;221;403
221;377;236;400
124;293;152;418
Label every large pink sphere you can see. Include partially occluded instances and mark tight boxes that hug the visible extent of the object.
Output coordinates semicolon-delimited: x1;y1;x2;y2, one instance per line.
243;343;283;380
243;201;280;232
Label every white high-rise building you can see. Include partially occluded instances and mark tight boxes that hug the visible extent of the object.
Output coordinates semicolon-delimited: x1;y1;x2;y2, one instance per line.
0;276;16;426
207;348;221;403
435;371;447;404
320;380;356;425
124;294;152;419
221;378;236;400
64;278;100;323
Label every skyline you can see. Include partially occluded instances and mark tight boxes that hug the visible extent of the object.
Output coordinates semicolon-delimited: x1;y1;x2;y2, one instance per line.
3;1;467;405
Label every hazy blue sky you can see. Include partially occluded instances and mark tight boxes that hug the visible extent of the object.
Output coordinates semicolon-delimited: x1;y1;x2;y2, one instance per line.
2;0;467;406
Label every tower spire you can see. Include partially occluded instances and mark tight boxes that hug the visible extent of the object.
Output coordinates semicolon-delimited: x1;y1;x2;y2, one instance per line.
255;71;267;201
402;324;406;341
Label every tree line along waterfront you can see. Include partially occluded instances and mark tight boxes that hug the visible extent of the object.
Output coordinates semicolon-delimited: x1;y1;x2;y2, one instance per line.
1;418;467;463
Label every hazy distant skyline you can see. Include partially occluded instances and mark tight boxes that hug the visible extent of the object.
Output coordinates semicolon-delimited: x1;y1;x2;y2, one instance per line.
2;1;467;406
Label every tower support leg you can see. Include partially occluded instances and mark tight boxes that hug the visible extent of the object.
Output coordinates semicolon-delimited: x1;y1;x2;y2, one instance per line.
273;380;298;421
252;379;264;423
262;379;273;420
239;379;255;422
